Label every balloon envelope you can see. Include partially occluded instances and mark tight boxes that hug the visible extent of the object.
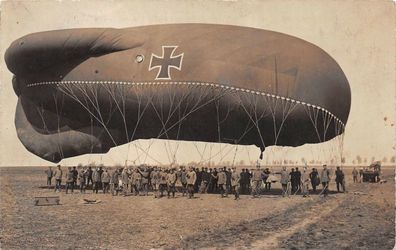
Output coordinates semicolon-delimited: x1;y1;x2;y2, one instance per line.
5;24;351;163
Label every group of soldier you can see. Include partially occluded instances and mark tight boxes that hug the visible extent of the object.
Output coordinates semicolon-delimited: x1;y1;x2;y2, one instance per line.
44;163;347;199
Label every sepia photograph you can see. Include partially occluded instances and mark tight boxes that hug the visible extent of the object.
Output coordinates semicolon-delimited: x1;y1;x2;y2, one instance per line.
0;0;395;249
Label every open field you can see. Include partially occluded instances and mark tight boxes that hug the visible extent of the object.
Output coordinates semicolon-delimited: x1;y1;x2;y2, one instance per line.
0;167;394;249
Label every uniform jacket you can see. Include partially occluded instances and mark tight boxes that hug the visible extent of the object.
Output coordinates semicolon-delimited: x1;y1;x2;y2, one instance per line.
101;171;111;183
252;169;262;182
217;171;227;185
53;169;63;180
186;171;197;185
66;170;74;183
280;170;289;184
92;170;101;182
167;172;177;185
320;169;330;183
231;171;240;186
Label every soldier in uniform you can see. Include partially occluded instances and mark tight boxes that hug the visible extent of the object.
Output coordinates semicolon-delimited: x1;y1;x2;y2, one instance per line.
226;167;232;193
139;166;150;196
290;168;296;193
217;168;228;198
65;167;75;194
78;166;86;193
86;166;93;188
180;167;188;196
167;168;177;198
72;166;78;188
186;166;197;198
157;169;168;198
121;167;130;196
131;168;141;196
110;167;120;196
150;167;159;192
320;165;331;196
251;164;262;198
92;168;101;194
352;167;358;183
101;168;111;194
309;168;319;192
335;166;345;192
231;167;240;200
301;167;310;197
295;167;302;193
280;166;290;197
45;166;53;187
53;165;63;192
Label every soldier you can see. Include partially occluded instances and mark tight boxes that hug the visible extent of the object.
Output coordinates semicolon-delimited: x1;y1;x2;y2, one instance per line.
53;165;63;192
102;168;111;194
251;164;262;198
335;166;345;192
131;168;141;196
72;166;78;188
195;167;202;192
186;166;197;198
45;167;53;187
121;167;130;196
92;168;101;194
65;167;75;194
240;169;247;194
217;168;228;198
226;167;232;193
150;167;159;192
309;168;319;192
180;167;188;196
231;167;240;200
138;166;149;196
280;166;289;197
359;167;364;183
301;167;310;197
157;169;168;198
110;167;120;196
352;167;358;183
86;166;93;188
167;168;177;198
78;166;86;193
320;165;331;196
262;168;270;190
210;168;218;193
290;168;296;193
200;167;210;193
295;167;302;193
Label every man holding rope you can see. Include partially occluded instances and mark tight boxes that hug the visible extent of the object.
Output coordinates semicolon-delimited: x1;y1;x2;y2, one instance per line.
320;165;331;197
280;166;290;197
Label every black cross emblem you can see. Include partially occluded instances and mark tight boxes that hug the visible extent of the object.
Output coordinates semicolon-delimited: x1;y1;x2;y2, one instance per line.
149;46;184;80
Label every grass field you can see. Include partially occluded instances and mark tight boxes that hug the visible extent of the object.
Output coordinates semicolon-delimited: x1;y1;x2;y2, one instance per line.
0;166;394;249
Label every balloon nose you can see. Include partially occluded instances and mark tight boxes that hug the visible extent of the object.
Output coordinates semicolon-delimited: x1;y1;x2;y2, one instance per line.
12;75;21;96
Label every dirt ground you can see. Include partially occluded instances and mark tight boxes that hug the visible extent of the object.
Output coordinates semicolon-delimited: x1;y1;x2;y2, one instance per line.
0;167;394;249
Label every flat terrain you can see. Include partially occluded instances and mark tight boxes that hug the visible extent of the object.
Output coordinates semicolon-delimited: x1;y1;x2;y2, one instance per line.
0;167;394;249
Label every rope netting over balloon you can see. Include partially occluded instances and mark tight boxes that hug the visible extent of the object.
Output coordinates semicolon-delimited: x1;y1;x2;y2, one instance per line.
29;80;346;168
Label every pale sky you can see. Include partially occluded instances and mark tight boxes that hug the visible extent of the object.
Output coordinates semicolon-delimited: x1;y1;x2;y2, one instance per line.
0;0;395;167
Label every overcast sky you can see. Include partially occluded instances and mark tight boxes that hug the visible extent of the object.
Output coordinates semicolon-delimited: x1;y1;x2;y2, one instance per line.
0;0;394;167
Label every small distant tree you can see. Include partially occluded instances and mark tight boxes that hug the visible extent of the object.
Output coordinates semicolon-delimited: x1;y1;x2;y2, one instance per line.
363;158;367;164
356;155;362;164
390;156;396;164
382;157;388;164
341;157;346;164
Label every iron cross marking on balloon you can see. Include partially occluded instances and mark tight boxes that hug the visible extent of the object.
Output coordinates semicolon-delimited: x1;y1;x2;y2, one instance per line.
149;46;184;80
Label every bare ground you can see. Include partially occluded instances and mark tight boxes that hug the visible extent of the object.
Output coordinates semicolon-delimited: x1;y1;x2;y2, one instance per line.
0;167;394;249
